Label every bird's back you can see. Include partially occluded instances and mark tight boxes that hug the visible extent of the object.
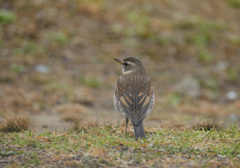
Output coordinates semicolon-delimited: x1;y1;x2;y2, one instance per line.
115;73;153;126
117;74;151;96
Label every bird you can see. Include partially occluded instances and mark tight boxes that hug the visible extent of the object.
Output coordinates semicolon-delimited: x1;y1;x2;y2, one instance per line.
113;56;154;139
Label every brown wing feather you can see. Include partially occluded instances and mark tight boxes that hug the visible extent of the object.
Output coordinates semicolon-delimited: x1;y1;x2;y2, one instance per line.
136;87;153;110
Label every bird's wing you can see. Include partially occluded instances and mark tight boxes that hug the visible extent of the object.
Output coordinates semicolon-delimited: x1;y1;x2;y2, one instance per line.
115;77;153;126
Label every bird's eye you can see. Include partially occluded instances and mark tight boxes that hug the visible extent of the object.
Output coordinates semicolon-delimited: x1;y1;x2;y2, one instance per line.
124;62;128;66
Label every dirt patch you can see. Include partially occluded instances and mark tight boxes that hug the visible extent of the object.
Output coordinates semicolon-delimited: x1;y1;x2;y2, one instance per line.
30;112;71;131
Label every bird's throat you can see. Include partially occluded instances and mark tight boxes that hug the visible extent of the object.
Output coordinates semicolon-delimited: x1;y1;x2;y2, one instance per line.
123;70;133;74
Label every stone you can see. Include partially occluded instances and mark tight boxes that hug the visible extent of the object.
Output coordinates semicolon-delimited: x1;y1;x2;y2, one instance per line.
226;91;237;100
34;64;50;74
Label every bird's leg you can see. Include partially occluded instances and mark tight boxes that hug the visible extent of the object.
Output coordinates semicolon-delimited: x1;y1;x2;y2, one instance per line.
125;118;129;137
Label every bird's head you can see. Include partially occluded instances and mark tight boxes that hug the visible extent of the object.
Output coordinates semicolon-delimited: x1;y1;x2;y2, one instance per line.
114;57;146;75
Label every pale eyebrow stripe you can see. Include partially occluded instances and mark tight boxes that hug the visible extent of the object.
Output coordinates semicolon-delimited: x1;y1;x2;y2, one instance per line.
126;61;136;66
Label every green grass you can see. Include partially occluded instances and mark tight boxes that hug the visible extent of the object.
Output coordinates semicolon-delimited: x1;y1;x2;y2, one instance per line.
12;41;45;57
43;80;75;94
229;35;240;45
166;93;182;106
46;32;69;44
78;75;103;88
10;63;26;73
227;67;238;81
227;0;240;8
201;75;219;91
0;9;16;24
197;47;214;64
1;124;240;167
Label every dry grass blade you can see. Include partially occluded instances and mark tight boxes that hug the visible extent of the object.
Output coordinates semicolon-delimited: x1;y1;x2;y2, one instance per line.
193;121;222;131
0;116;30;132
71;118;99;132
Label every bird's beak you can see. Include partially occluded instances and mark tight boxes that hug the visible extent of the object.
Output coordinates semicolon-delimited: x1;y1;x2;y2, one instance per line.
114;58;124;64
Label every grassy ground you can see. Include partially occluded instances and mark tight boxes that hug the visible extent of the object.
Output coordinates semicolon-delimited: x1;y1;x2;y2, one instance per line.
1;123;240;167
1;0;240;130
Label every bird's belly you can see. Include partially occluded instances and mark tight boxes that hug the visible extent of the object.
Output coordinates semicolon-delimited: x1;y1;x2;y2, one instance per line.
144;93;154;118
113;92;127;117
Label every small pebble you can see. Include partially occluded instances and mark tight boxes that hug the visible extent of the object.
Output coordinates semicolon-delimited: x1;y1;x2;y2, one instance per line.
226;91;237;100
34;64;50;74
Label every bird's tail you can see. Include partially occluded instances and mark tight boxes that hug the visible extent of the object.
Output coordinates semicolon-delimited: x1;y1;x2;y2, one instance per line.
133;122;146;139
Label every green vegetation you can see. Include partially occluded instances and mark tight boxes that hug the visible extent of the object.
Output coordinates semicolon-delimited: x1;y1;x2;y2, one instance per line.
0;9;16;24
197;47;214;63
0;124;240;167
43;80;74;93
227;0;240;8
10;63;26;73
227;67;238;81
166;93;182;106
178;18;225;64
78;75;102;88
229;35;240;45
202;78;219;91
12;41;45;57
47;32;69;45
111;9;151;39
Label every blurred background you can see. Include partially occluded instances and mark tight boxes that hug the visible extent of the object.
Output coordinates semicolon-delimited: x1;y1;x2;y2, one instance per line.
0;0;240;131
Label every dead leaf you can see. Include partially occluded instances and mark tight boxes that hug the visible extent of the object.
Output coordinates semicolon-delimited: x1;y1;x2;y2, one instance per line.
116;146;122;150
159;142;174;146
36;136;50;142
89;148;106;157
141;143;149;148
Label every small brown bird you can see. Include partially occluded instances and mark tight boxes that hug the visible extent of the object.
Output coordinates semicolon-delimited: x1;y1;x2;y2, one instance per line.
113;57;154;139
